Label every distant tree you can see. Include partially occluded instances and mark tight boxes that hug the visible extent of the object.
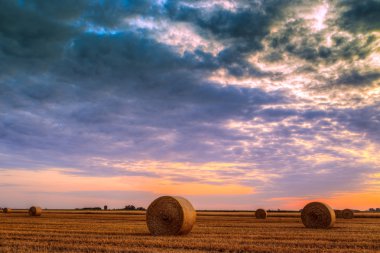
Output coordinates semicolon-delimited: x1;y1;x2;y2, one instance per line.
376;208;380;212
125;205;136;210
80;207;102;210
369;208;375;212
136;207;146;211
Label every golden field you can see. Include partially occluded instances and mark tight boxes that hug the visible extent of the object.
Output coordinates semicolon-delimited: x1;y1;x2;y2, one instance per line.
1;210;379;253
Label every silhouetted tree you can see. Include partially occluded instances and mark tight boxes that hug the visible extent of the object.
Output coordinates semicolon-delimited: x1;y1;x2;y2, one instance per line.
125;205;136;210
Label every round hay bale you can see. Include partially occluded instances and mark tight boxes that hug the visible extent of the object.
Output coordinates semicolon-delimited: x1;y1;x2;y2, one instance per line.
29;206;42;216
146;196;196;236
334;210;343;218
255;209;267;219
342;209;354;219
3;208;13;214
301;202;335;229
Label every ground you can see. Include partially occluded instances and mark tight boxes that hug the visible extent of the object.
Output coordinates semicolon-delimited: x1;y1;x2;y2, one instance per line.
1;211;379;253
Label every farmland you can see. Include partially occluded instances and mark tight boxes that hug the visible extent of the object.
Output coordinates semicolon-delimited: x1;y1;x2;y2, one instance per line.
1;211;379;253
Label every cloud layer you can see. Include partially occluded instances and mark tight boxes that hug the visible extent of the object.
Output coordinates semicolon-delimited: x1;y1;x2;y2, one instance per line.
0;0;379;209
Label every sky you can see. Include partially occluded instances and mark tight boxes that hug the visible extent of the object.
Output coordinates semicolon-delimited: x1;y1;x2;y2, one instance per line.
0;0;379;210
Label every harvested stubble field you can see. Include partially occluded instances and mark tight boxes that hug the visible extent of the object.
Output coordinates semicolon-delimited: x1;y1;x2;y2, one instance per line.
1;210;379;253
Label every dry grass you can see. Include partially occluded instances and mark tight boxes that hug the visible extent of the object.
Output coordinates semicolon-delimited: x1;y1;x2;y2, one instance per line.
1;211;379;253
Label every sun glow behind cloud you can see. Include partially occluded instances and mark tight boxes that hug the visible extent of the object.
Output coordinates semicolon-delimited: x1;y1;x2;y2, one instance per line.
125;17;224;55
311;2;329;31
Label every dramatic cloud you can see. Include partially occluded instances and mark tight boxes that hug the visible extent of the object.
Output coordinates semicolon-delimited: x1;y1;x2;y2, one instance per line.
337;0;380;32
0;0;379;209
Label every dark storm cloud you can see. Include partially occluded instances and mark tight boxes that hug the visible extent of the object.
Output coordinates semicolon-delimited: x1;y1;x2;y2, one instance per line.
162;0;308;78
0;0;287;172
337;0;380;32
0;0;78;73
165;0;294;41
22;0;159;24
262;7;379;92
22;0;88;20
331;70;380;87
0;0;164;75
82;0;158;27
267;18;376;64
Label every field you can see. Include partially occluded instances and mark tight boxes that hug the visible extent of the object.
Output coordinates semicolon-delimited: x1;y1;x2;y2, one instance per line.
1;211;380;253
